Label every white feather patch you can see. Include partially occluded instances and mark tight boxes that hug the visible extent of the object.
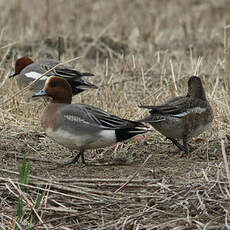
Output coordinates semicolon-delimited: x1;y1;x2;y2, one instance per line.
94;130;116;147
64;115;90;124
46;128;116;150
172;107;206;118
25;72;48;80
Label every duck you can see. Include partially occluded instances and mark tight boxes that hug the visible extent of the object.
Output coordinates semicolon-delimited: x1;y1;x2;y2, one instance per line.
9;57;97;95
139;76;213;153
33;76;148;164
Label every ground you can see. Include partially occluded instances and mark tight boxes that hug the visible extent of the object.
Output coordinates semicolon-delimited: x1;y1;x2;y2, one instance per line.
0;0;230;229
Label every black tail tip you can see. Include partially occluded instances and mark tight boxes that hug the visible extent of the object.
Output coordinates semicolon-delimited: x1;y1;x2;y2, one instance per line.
115;127;148;142
81;72;95;77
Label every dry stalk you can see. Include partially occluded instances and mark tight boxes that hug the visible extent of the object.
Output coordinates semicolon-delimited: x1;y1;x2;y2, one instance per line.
45;0;50;36
58;36;65;60
221;139;230;192
5;152;62;164
82;17;117;58
0;168;159;184
8;178;33;206
169;59;178;97
224;25;230;93
1;176;96;201
114;154;152;193
0;41;18;49
7;179;48;229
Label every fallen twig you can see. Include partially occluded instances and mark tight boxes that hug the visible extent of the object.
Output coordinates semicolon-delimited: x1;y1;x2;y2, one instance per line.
114;154;152;193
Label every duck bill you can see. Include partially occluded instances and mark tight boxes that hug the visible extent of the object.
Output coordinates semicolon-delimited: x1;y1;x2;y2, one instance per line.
8;73;17;78
32;89;48;97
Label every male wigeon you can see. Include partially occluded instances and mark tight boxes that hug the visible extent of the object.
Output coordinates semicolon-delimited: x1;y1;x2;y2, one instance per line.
33;76;148;164
139;76;213;153
9;57;97;95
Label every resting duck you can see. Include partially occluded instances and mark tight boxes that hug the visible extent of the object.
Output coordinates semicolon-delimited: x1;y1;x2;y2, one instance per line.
9;57;97;95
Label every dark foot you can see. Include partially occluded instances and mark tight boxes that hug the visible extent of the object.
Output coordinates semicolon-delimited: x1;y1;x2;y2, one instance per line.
182;137;189;154
167;137;187;153
64;150;86;165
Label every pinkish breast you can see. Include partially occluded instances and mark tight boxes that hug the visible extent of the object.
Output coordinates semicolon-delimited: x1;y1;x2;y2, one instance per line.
41;104;60;131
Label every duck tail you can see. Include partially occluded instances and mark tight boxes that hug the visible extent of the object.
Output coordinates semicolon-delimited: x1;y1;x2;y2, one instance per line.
115;122;149;142
80;72;95;77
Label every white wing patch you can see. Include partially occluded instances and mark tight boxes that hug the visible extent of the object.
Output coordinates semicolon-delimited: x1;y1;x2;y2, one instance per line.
153;118;166;122
172;107;206;118
64;115;90;124
25;72;48;80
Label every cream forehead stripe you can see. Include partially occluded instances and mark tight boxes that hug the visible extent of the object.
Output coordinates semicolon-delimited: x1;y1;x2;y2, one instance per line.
45;76;55;88
25;72;48;80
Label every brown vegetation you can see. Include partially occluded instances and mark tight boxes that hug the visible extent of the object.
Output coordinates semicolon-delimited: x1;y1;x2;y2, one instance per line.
0;0;230;229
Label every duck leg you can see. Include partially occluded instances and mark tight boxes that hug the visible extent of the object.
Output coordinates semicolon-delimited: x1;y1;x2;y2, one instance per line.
182;136;189;154
167;137;187;153
65;149;86;165
80;150;86;164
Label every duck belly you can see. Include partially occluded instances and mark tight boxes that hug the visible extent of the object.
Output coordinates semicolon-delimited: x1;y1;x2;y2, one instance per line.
151;117;184;139
46;128;116;150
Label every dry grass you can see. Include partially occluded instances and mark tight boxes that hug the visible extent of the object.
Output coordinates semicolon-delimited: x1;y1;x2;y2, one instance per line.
1;163;230;229
0;0;230;229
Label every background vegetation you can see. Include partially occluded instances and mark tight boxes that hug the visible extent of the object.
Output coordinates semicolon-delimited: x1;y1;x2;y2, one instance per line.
0;0;229;229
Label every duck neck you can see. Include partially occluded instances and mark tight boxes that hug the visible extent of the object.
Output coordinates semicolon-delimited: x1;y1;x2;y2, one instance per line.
52;97;72;104
197;87;206;101
189;85;207;101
